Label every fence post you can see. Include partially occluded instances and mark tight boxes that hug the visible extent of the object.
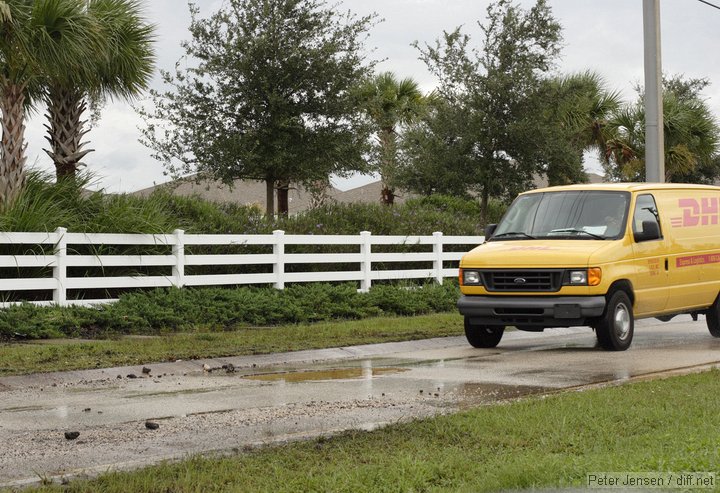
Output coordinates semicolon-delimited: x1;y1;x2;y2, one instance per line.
273;230;285;290
359;231;372;293
172;229;185;288
433;231;443;284
53;227;67;306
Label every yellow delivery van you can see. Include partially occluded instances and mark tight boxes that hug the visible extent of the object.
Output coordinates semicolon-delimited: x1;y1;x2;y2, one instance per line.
458;183;720;351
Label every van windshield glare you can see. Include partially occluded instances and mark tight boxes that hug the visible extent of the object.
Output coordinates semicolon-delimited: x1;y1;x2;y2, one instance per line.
490;191;631;241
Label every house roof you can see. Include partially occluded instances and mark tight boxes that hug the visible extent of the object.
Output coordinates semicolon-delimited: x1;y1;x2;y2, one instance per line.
132;172;606;213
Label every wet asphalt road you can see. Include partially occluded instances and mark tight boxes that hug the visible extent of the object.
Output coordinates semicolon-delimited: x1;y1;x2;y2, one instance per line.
1;315;719;487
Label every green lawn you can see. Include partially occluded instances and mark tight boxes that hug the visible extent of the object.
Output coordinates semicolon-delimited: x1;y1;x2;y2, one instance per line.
0;313;462;376
27;370;720;492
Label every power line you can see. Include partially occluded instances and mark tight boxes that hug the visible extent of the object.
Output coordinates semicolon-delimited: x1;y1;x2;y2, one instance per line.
697;0;720;11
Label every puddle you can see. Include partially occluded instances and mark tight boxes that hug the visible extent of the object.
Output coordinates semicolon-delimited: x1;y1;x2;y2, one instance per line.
524;368;633;384
454;382;549;407
584;371;632;383
243;367;408;383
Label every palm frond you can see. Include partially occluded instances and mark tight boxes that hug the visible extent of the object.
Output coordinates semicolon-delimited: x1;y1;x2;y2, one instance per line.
87;0;156;100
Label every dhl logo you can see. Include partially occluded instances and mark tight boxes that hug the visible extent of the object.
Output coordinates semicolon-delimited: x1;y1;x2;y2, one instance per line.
670;198;719;228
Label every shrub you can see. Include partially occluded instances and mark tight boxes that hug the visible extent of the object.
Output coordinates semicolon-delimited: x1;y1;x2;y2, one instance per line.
0;282;461;341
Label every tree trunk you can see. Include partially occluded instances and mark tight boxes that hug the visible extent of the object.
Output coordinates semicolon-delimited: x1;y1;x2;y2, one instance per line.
380;184;395;205
277;180;290;216
0;82;28;210
480;187;489;225
45;86;93;180
265;179;275;217
378;127;397;205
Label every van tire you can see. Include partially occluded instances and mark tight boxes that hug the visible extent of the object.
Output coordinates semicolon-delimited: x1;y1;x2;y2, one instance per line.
705;295;720;337
464;318;504;348
596;291;634;351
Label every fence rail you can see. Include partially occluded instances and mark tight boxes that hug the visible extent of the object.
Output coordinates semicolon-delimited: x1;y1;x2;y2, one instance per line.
0;228;483;307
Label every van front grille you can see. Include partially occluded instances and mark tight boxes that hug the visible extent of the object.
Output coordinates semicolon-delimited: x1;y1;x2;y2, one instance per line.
481;270;562;292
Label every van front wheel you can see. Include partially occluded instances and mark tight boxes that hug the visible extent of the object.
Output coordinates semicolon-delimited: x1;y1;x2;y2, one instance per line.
596;291;634;351
464;318;504;348
705;295;720;337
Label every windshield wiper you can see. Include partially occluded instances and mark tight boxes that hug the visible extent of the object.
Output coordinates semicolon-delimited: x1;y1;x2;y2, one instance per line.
549;228;605;240
490;231;536;240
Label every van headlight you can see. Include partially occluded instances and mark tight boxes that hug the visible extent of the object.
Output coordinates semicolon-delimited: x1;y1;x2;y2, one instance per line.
569;270;587;285
565;268;602;286
461;269;482;286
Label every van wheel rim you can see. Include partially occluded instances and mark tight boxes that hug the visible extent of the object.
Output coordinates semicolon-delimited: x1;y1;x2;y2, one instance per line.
614;302;631;340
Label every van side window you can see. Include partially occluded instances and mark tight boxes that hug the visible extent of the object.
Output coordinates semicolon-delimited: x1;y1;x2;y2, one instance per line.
632;194;662;241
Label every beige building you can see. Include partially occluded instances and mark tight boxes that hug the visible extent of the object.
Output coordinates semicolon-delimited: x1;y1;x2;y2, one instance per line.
133;172;605;214
133;177;408;214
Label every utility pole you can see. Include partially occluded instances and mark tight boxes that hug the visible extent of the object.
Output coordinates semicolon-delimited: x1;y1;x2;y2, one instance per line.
643;0;665;182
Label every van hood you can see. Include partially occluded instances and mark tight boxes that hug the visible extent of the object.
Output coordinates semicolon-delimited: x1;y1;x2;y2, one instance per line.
461;240;613;268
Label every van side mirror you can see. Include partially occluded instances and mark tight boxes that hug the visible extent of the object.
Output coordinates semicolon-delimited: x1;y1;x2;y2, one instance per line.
484;223;497;240
634;220;660;242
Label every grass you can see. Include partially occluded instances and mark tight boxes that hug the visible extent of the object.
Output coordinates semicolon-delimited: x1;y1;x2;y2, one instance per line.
0;313;462;376
24;369;720;492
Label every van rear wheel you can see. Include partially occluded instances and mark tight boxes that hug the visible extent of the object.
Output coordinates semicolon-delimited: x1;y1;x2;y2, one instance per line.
705;295;720;337
464;318;504;348
596;291;634;351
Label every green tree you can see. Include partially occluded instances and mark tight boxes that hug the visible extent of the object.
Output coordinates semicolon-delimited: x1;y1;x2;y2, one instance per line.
542;71;621;185
139;0;377;217
399;0;562;220
604;75;720;183
397;98;476;198
44;0;155;180
357;72;429;205
0;0;100;209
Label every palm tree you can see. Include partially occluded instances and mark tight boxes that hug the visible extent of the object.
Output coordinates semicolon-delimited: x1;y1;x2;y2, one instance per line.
0;0;101;210
545;71;622;185
0;2;10;21
44;0;155;180
604;78;720;183
359;72;429;205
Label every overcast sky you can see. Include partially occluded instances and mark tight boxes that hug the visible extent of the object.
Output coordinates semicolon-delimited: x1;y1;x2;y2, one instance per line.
22;0;720;193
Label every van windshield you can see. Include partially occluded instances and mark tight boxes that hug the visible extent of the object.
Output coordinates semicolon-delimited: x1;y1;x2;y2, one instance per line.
491;191;630;241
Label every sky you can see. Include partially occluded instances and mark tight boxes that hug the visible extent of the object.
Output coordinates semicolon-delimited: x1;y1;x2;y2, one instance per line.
21;0;720;193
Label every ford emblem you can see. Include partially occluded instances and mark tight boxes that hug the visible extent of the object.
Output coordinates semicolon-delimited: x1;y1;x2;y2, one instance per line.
513;277;527;284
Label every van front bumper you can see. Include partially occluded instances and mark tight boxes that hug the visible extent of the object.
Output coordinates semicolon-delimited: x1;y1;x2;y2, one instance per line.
457;295;606;328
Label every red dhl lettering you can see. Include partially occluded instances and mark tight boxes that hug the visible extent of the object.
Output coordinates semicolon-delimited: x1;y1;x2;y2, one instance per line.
670;198;719;228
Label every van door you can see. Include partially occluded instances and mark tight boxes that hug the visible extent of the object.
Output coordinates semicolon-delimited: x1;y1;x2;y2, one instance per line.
661;191;720;312
630;194;669;316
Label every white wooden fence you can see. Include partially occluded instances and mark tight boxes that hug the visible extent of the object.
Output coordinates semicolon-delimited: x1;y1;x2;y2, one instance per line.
0;228;483;307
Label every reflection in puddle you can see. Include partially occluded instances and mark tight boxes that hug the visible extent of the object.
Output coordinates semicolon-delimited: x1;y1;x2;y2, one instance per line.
244;367;408;383
455;383;549;407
